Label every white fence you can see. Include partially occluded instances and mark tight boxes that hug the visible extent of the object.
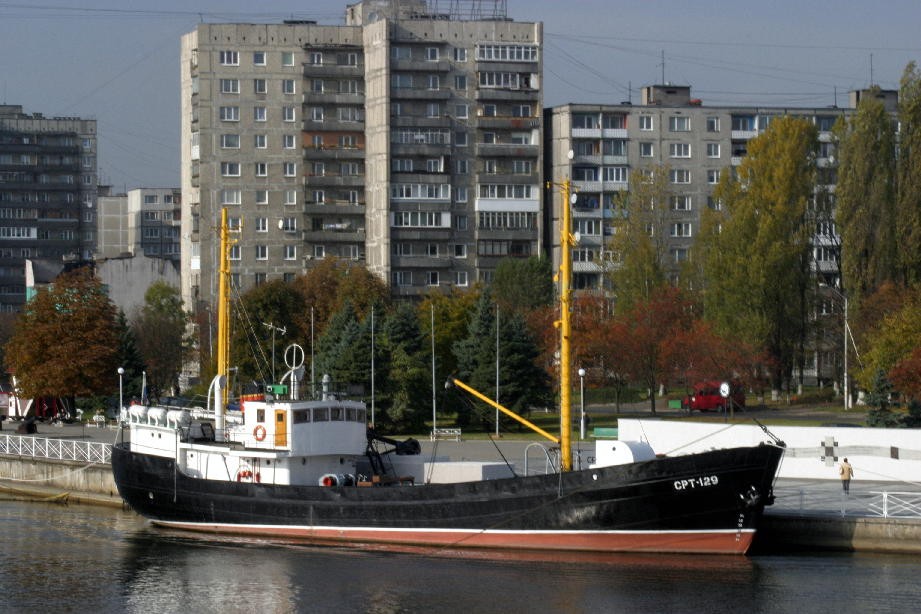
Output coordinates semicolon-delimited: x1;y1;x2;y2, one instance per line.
0;434;111;464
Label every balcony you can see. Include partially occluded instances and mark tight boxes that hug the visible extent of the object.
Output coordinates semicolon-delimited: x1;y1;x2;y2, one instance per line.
306;119;365;132
302;63;362;78
474;88;539;102
390;87;452;101
305;174;364;188
304;91;364;105
303;146;365;160
476;116;540;130
475;143;539;158
303;203;364;216
391;59;451;72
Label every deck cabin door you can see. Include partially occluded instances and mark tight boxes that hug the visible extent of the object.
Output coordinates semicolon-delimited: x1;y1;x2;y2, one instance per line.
274;409;287;447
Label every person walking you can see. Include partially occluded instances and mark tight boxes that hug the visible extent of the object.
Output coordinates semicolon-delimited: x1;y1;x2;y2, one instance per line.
839;457;854;495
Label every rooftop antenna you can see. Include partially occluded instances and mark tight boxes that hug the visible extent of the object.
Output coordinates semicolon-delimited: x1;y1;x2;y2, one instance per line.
660;50;666;84
869;53;874;86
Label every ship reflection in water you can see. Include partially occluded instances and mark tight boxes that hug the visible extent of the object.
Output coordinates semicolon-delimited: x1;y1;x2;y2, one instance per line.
1;498;918;613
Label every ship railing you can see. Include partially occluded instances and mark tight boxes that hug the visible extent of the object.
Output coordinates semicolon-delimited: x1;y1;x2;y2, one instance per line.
523;442;558;475
0;433;111;464
772;483;921;519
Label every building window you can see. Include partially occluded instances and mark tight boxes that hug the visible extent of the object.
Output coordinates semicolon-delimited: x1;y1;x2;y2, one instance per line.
603;166;628;183
485;160;497;174
256;217;268;232
220;79;240;94
219;106;239;121
310;107;324;122
456;159;468;174
314;245;325;259
455;271;468;286
671;223;692;237
426;103;441;118
254;78;266;94
282;79;296;94
427;271;439;286
229;245;241;260
455;132;468;147
669;116;690;132
255;190;268;205
254;107;267;122
254;162;267;177
639;115;653;131
393;271;411;287
512;160;532;174
454;244;468;258
221;162;240;177
706;116;720;132
284;245;297;260
427;75;440;90
312;190;325;204
454;47;467;62
348;190;359;204
671;195;692;211
344;53;358;66
455;75;467;89
285;190;297;205
256;245;268;260
670;169;691;184
308;52;322;65
220;134;240;149
483;104;497;117
253;51;266;66
254;134;267;149
639;142;654;157
669;143;691;158
282;52;294;66
284;134;296;149
284;162;296;177
706;143;720;158
425;47;439;61
283;107;296;122
707;169;721;184
455;186;468;202
220;189;241;205
219;51;239;66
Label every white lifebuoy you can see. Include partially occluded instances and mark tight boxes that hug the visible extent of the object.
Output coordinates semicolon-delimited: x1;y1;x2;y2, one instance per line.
253;425;266;441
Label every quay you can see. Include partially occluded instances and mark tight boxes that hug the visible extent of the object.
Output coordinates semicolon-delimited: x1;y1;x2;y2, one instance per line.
2;423;921;553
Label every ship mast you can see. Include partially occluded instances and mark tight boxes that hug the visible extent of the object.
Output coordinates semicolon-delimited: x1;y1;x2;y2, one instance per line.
214;207;231;440
552;178;576;472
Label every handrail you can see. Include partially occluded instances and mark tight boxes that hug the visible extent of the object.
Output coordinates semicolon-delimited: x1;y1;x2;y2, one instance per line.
0;434;111;464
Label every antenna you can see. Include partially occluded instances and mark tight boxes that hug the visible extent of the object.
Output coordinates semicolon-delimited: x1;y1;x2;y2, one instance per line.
869;53;874;86
660;50;666;85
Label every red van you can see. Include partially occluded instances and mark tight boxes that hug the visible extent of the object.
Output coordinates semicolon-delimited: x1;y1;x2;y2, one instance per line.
681;381;745;412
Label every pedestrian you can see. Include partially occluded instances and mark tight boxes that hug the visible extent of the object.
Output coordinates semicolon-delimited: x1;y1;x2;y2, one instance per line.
839;457;854;495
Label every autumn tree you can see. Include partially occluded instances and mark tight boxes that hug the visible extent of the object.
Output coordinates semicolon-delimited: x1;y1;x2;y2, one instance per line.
418;286;481;385
897;63;921;284
608;165;672;309
699;116;818;395
229;280;307;386
857;287;921;392
834;87;898;304
492;256;554;315
131;281;192;401
4;268;119;404
114;311;146;402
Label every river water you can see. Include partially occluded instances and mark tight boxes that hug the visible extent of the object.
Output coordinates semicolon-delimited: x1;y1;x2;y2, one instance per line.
1;498;918;614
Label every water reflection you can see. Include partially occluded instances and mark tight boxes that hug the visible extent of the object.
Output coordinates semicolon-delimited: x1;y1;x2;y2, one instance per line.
2;498;920;613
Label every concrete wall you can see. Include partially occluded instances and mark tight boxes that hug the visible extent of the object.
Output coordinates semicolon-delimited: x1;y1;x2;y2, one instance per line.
0;456;117;497
618;419;921;482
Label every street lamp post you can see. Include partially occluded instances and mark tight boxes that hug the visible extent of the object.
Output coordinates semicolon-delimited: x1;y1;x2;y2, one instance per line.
117;367;125;421
578;368;586;440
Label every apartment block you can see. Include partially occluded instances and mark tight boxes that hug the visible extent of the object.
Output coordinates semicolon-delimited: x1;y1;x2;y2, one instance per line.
180;0;542;310
0;105;97;312
97;187;181;261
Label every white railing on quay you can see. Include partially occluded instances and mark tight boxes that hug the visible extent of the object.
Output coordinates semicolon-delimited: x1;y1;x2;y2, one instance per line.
0;433;111;464
773;484;921;519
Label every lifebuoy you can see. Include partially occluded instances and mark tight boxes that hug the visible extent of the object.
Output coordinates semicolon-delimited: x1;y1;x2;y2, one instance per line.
237;469;253;481
253;425;266;441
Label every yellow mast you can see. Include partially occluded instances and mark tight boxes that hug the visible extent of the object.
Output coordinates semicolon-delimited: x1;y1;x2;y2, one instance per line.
557;179;574;472
216;208;231;417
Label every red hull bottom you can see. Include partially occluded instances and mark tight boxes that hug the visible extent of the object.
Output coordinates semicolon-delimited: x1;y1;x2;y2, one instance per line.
152;521;756;555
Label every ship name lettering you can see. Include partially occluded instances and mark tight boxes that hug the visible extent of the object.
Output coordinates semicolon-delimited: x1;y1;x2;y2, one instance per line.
673;475;719;490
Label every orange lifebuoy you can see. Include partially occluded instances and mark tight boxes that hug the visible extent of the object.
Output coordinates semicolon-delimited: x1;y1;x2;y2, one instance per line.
254;472;261;483
237;469;253;481
253;425;266;441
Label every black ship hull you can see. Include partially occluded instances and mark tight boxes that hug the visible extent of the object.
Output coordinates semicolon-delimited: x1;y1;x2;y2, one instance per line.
112;442;783;554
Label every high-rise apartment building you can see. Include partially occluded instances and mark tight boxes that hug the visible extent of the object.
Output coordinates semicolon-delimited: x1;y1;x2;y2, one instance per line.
180;0;542;310
0;105;97;312
546;85;898;384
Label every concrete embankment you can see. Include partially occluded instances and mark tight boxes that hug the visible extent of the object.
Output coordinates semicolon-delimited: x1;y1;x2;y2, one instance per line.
0;455;124;508
756;513;921;554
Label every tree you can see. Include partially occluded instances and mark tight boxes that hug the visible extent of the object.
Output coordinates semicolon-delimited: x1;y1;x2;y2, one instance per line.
114;310;146;402
608;165;672;309
230;280;306;386
492;257;554;315
379;302;430;431
4;268;119;402
418;286;481;386
834;87;898;304
131;281;192;401
897;63;921;284
699;116;818;395
452;290;551;430
857;288;921;392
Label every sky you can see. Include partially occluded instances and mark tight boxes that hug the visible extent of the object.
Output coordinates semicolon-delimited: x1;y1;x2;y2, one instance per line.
2;0;919;191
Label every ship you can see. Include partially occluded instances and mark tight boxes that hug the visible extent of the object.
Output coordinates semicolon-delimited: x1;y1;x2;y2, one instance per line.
112;190;785;556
